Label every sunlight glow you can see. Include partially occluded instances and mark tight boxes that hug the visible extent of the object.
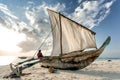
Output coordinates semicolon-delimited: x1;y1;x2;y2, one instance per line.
0;27;26;53
0;56;17;65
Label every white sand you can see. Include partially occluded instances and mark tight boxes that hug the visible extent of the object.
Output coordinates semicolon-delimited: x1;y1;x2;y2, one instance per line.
0;59;120;80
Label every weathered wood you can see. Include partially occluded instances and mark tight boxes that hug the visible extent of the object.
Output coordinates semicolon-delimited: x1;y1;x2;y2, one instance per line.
41;36;111;70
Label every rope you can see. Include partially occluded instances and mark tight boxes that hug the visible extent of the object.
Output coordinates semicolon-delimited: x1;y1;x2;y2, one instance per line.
32;10;60;58
33;30;52;58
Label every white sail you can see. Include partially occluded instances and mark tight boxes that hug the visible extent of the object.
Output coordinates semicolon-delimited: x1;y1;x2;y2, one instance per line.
47;9;97;56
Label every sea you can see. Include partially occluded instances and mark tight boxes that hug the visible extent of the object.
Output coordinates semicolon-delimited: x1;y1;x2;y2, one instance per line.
0;56;120;66
0;56;17;65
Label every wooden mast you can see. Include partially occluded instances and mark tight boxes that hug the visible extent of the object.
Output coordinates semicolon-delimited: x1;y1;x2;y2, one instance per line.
59;12;63;56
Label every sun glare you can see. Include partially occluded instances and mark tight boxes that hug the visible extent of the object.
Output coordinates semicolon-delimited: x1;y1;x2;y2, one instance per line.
0;27;26;54
0;56;17;65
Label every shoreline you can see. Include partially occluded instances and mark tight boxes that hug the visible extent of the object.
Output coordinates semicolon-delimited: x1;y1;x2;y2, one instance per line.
0;56;120;66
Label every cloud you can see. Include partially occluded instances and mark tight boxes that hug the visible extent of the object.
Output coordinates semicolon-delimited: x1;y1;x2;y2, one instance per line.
0;0;115;55
0;3;22;32
0;3;18;19
78;0;82;3
24;2;66;36
68;0;115;29
25;2;65;25
0;17;6;26
0;3;33;53
17;2;66;52
105;1;114;9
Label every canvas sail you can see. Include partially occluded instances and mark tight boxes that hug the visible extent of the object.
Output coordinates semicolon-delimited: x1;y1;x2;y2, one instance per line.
47;9;97;56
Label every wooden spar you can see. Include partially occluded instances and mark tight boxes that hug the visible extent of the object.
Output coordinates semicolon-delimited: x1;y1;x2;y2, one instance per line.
59;12;63;56
60;13;96;35
47;8;96;35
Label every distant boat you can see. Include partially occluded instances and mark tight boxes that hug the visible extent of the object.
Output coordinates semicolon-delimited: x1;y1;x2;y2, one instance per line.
41;9;111;70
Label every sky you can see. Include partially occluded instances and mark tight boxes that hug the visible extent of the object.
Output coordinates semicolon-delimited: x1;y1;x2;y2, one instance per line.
0;0;120;58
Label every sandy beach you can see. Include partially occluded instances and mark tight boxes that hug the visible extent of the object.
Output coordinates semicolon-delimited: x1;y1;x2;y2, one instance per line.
0;59;120;80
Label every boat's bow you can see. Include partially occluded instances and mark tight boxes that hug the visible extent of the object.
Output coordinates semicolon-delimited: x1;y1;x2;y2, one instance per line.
41;36;111;70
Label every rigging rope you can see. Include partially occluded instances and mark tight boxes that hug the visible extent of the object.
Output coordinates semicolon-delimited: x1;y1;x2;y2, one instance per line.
33;30;52;58
32;10;60;58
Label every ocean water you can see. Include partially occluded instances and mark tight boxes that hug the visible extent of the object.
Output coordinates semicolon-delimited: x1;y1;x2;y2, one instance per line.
0;56;119;66
98;58;120;60
0;56;17;65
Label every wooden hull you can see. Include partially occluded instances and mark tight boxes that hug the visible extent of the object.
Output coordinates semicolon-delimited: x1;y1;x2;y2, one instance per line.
41;36;111;70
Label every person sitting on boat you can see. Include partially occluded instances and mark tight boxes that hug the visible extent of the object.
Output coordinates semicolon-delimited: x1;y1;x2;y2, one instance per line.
37;50;43;59
10;50;43;77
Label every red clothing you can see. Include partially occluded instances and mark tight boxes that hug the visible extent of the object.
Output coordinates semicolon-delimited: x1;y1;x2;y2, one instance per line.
37;52;43;59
